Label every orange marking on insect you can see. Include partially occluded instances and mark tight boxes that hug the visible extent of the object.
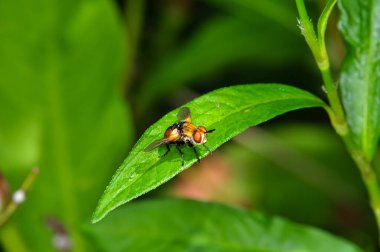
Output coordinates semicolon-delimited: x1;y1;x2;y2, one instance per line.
144;107;215;167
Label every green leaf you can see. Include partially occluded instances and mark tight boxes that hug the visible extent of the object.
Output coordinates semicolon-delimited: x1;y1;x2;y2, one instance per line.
137;16;304;112
227;124;367;230
338;0;380;160
92;84;326;222
203;0;297;32
86;199;364;252
317;0;337;45
0;0;132;250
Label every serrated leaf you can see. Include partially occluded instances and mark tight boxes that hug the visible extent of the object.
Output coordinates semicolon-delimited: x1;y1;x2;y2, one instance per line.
86;199;364;252
338;0;380;160
92;84;326;223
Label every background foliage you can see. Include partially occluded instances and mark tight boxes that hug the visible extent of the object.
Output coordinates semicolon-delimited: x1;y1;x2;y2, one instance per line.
0;0;378;251
0;0;132;251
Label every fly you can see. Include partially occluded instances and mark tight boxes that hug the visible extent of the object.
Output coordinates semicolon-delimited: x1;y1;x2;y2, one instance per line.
144;107;215;167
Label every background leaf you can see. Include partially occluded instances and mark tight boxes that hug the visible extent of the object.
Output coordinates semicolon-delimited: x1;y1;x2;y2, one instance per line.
86;199;364;252
0;0;132;250
159;123;375;248
203;0;297;32
338;0;380;160
136;5;305;113
92;84;326;223
223;125;373;242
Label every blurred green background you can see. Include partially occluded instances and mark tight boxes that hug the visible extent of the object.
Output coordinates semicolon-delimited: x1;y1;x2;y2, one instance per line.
0;0;377;251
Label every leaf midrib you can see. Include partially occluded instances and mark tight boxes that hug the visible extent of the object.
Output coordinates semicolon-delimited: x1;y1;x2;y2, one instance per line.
362;0;376;154
97;94;323;220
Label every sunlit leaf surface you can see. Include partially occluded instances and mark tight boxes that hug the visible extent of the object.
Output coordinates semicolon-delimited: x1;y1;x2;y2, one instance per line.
93;84;326;222
338;0;380;160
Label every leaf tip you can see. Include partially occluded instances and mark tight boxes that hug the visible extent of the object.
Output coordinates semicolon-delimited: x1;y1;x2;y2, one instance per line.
91;201;110;224
91;209;103;224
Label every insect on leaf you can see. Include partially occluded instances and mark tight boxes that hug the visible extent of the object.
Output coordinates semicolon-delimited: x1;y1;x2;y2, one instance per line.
92;84;327;223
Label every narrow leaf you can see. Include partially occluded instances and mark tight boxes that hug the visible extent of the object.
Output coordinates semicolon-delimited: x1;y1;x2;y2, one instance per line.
92;84;326;222
137;16;303;112
87;199;364;252
203;0;297;32
338;0;380;160
318;0;337;44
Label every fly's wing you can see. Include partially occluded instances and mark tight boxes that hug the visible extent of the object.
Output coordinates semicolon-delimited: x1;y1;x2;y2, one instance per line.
177;107;191;123
144;139;169;152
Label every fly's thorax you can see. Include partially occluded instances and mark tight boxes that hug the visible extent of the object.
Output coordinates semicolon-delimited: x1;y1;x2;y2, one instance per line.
182;122;197;138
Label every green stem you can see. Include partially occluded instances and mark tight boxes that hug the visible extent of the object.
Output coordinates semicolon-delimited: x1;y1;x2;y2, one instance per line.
350;150;380;238
0;168;39;226
296;0;380;240
295;0;321;62
320;68;347;135
295;0;347;135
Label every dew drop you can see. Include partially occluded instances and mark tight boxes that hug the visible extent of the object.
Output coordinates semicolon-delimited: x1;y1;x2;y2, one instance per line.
129;172;137;179
13;190;25;204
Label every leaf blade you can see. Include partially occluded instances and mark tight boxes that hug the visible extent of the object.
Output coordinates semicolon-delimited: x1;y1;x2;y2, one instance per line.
87;199;363;252
137;16;304;112
92;84;326;223
338;0;380;159
0;0;132;250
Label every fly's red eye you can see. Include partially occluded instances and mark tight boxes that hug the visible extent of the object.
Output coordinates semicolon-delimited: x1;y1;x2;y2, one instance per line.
193;131;202;144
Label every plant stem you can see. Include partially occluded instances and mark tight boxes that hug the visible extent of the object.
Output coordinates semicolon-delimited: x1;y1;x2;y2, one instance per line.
351;150;380;237
320;67;347;135
295;0;347;136
296;0;380;240
0;167;39;226
295;0;320;61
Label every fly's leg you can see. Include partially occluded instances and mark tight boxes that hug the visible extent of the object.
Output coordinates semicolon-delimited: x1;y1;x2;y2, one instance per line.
203;144;212;154
175;144;184;167
193;148;200;163
159;144;171;158
188;142;200;163
203;129;214;154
